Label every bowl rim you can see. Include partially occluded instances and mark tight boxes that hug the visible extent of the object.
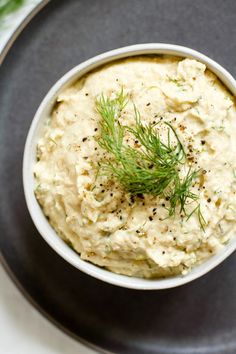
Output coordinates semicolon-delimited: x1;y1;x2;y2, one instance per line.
23;43;236;290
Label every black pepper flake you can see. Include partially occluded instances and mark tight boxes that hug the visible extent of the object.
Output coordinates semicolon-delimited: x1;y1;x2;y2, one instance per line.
173;237;176;240
146;102;151;106
148;164;154;169
94;147;97;150
162;203;165;207
207;198;211;203
82;137;87;142
85;93;89;96
101;190;105;193
153;208;157;212
201;140;206;145
135;140;139;144
100;184;103;186
137;193;144;199
130;195;135;204
110;193;113;197
162;251;165;255
142;202;145;206
136;230;140;233
149;216;153;221
94;128;98;132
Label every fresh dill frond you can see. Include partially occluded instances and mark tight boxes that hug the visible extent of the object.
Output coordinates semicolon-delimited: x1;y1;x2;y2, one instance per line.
167;167;199;217
186;204;206;231
95;90;205;230
95;89;128;157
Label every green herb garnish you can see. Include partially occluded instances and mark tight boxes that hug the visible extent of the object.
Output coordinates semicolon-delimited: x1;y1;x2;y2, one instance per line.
96;90;206;230
167;75;187;90
233;169;236;179
0;0;24;19
34;183;41;193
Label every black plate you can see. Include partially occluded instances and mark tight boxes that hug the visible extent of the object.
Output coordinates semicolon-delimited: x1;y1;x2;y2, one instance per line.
1;0;236;353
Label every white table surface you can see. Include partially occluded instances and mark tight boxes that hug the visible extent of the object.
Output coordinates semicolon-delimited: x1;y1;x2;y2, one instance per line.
0;1;97;353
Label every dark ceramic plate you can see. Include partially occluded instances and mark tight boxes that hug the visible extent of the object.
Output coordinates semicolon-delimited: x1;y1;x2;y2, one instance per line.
0;0;236;353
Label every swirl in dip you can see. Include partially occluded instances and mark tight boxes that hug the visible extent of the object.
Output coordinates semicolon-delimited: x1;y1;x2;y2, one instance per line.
34;56;236;278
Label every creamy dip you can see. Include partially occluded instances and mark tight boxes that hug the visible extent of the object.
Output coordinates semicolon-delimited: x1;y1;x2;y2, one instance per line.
34;56;236;278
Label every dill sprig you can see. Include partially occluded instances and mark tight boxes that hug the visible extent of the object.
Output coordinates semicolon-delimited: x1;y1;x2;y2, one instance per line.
95;89;128;157
95;90;206;230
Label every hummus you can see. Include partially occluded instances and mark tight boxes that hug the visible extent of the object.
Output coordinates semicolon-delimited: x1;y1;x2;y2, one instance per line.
34;56;236;278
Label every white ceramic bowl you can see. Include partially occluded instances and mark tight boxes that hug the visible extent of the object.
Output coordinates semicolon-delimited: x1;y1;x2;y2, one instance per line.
23;43;236;290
